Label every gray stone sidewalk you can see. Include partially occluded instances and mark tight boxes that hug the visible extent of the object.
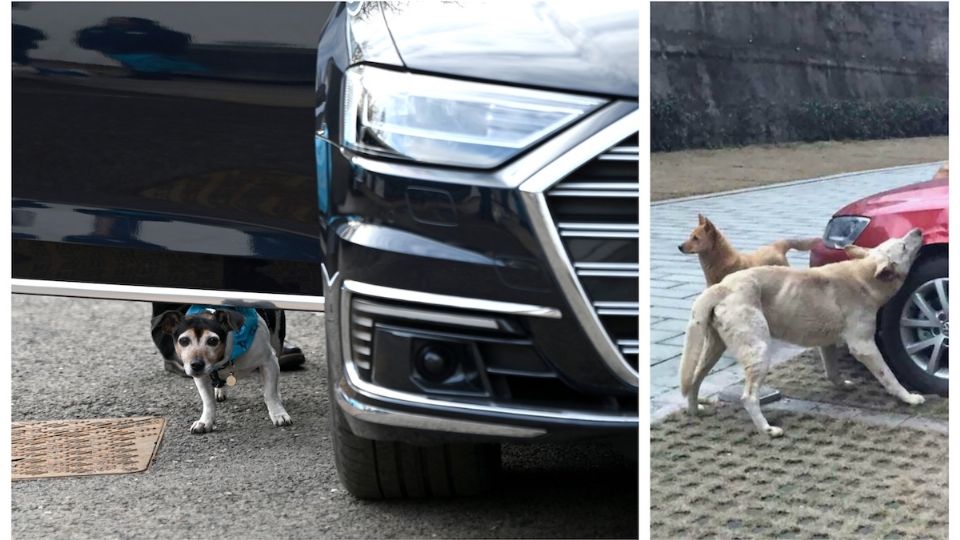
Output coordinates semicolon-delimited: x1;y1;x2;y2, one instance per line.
649;162;944;420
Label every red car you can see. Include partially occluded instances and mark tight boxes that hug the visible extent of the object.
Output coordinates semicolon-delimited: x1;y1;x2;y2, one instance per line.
810;165;949;395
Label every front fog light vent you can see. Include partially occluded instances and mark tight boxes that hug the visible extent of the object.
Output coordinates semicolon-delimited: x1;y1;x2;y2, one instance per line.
351;312;374;370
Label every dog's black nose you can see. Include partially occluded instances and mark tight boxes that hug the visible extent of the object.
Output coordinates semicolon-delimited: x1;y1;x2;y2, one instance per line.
190;361;205;373
677;245;685;253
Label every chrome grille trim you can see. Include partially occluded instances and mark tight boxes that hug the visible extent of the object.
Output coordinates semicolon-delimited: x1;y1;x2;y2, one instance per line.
574;262;639;278
599;146;639;161
594;301;640;316
548;183;640;197
518;104;639;387
616;339;640;355
558;222;639;238
342;280;562;319
352;297;503;331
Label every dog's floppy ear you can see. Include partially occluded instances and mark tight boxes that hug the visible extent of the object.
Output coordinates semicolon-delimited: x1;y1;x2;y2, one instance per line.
214;310;245;332
874;261;897;282
843;245;869;259
159;310;183;335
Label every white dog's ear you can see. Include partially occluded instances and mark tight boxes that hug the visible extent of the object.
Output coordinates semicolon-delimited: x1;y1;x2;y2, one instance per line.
214;310;245;332
874;261;897;281
843;245;869;259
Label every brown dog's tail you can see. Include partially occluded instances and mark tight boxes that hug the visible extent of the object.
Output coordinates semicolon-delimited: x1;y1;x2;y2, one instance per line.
771;237;820;254
679;285;726;398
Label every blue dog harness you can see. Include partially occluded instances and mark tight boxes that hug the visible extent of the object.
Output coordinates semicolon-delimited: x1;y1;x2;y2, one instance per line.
186;305;259;363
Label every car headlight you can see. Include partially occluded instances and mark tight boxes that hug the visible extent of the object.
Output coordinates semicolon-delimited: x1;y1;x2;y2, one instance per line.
822;216;870;248
342;65;606;168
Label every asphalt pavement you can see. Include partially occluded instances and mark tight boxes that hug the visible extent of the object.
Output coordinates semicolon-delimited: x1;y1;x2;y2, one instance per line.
12;295;638;539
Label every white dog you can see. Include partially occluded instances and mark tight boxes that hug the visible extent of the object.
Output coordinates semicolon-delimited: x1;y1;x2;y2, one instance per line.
680;228;925;437
159;306;292;433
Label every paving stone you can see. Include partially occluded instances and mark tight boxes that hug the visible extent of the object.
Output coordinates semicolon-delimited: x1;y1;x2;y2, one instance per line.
649;318;689;333
650;287;698;300
648;297;694;310
899;416;949;434
650;329;683;344
649;306;693;321
649;343;684;365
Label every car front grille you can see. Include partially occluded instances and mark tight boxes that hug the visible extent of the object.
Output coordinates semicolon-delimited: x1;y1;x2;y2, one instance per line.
545;133;639;370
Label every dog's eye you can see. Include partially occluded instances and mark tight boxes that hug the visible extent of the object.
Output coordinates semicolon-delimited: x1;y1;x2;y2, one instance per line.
178;337;190;347
207;337;220;347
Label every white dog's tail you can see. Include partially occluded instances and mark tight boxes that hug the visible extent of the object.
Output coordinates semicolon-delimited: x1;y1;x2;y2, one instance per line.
772;237;820;254
679;285;727;397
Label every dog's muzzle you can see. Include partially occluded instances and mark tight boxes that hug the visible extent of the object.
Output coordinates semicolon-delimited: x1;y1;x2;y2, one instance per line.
189;360;205;373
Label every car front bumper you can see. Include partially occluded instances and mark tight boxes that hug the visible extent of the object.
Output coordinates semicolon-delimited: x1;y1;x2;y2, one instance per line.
319;102;640;443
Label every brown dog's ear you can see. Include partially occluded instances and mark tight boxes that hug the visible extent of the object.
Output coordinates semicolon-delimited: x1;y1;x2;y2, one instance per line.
874;261;897;282
214;310;245;332
843;245;869;259
698;213;705;225
159;310;183;335
702;217;715;232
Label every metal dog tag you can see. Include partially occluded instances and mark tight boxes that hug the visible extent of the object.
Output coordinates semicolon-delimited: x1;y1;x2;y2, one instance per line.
226;374;237;387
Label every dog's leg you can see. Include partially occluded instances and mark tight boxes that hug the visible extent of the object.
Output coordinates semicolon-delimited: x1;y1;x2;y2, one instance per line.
818;344;854;389
687;334;726;415
847;338;924;405
260;352;292;427
740;345;781;437
716;305;782;437
215;387;227;402
191;377;216;434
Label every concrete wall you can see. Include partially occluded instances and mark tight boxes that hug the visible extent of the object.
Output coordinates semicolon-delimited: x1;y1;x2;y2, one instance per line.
651;2;948;148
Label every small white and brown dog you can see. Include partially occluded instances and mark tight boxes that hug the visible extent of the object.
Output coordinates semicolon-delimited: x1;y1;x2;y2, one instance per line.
159;306;292;434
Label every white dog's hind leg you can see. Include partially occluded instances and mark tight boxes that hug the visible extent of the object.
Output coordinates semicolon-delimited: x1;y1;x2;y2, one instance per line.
740;346;781;437
847;338;924;405
716;304;782;437
818;344;855;389
687;334;726;415
215;387;227;402
260;352;292;427
191;377;217;434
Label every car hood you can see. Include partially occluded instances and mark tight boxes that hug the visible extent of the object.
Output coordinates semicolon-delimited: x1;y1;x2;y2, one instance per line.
380;2;638;98
836;178;948;218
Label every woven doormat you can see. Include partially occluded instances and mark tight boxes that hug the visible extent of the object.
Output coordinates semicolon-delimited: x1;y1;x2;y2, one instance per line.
12;417;165;480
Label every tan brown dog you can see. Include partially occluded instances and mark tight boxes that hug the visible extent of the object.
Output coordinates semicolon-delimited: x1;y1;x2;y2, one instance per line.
679;229;925;437
678;214;819;285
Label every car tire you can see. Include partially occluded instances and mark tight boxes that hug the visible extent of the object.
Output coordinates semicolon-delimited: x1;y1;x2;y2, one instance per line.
878;254;949;396
330;405;501;498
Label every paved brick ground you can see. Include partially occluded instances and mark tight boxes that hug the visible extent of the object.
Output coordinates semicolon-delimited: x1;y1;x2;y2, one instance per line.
649;162;943;419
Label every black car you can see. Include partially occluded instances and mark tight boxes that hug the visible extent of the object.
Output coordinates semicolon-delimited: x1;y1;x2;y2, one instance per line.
13;2;639;498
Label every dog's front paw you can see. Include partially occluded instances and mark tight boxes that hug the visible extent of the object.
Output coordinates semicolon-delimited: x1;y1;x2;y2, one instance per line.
270;412;293;427
764;426;784;438
190;420;213;434
903;393;926;405
215;388;227;402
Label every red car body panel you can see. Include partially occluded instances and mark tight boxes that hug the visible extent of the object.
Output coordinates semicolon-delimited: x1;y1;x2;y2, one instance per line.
810;175;949;267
